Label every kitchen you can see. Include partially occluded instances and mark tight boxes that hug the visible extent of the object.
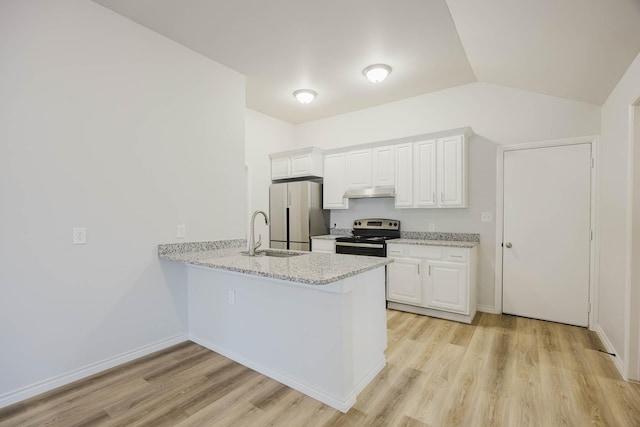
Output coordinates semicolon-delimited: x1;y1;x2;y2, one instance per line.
2;0;640;425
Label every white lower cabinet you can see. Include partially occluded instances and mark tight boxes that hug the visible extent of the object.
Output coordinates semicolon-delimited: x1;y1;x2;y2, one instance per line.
386;243;477;323
425;260;467;314
311;238;336;254
386;258;422;305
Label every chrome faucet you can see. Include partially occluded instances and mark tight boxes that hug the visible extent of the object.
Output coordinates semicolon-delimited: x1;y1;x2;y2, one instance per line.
248;210;269;256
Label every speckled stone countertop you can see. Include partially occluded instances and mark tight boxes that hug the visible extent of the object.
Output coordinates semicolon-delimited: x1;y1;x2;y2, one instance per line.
311;234;345;240
387;239;478;248
389;232;480;248
158;240;391;285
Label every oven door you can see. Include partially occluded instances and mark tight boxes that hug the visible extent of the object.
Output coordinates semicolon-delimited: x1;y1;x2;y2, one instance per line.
335;241;385;257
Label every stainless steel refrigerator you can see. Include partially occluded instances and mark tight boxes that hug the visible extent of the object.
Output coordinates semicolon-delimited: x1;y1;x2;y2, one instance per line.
270;181;329;251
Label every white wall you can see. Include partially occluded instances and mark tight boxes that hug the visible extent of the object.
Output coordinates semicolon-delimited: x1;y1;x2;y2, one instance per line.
295;82;601;310
0;0;246;401
245;109;296;244
599;50;640;375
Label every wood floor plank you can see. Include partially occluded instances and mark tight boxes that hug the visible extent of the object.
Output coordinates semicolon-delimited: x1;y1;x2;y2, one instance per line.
2;310;639;427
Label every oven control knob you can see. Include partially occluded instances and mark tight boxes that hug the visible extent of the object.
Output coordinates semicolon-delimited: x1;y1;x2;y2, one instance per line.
388;222;392;226
394;222;398;226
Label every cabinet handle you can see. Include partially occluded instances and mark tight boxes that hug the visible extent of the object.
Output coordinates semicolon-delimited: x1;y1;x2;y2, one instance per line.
428;265;431;276
288;190;291;207
441;192;444;202
432;192;436;202
418;265;420;275
450;255;463;258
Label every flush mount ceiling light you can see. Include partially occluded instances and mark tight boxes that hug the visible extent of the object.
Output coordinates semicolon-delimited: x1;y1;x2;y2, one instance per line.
293;89;317;104
363;64;392;83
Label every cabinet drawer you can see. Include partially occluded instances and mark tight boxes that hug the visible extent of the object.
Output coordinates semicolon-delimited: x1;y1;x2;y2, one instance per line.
406;245;442;259
443;247;468;262
386;244;405;258
388;244;444;259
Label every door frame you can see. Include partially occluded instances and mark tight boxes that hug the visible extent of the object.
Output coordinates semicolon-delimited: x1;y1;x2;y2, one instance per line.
494;136;600;329
626;99;640;380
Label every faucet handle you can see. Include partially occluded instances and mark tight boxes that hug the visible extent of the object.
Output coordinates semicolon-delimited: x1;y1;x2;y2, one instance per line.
254;234;262;250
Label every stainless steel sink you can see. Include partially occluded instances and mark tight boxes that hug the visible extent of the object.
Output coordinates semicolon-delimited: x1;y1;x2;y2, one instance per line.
261;250;304;258
241;249;304;258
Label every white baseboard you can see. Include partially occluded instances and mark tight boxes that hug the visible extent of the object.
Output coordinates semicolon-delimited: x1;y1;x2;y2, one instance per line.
594;323;625;379
0;333;188;409
190;333;384;413
477;304;500;314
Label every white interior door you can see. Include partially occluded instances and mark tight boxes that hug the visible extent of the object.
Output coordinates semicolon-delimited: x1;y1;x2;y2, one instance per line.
502;144;591;327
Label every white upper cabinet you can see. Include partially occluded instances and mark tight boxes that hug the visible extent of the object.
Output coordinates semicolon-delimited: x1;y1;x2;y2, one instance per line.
270;147;323;180
271;157;290;180
289;128;470;211
346;149;373;189
414;140;437;207
373;146;395;187
438;135;465;207
394;143;413;207
396;133;468;209
323;152;349;209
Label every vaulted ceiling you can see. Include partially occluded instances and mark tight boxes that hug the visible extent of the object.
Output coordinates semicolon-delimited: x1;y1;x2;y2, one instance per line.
93;0;640;124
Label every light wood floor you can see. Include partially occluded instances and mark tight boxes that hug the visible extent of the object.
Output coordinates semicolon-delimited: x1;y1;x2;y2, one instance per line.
1;310;639;426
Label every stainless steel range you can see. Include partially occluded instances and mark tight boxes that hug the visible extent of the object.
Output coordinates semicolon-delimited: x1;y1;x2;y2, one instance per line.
335;219;401;257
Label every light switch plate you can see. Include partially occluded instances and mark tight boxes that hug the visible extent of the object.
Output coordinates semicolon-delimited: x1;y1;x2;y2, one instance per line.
481;212;493;222
176;224;186;239
73;227;87;245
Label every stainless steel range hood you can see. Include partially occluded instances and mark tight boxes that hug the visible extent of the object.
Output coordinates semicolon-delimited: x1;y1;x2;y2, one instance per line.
343;187;396;199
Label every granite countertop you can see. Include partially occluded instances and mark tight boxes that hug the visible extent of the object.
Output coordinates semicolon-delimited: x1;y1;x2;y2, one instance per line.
158;240;391;285
387;231;479;248
387;239;478;248
311;234;347;240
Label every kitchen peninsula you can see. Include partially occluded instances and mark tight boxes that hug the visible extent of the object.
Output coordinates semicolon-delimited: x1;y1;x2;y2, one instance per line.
158;240;392;412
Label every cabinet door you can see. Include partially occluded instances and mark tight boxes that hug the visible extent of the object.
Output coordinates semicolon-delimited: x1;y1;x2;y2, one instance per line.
414;140;437;207
387;258;422;305
311;238;335;253
438;135;465;207
373;146;395;187
271;157;290;180
323;153;349;209
425;260;468;314
394;143;413;207
346;149;372;189
290;153;312;177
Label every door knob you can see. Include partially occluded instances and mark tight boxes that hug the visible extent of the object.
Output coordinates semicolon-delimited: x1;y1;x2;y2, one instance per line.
505;242;513;248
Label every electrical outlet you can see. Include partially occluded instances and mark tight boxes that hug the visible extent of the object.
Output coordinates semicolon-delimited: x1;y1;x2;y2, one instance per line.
73;227;87;245
481;212;493;222
428;223;436;232
228;290;235;305
176;224;186;239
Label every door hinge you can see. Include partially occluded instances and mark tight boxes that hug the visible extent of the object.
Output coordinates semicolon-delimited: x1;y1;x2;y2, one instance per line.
588;302;592;313
590;230;594;241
